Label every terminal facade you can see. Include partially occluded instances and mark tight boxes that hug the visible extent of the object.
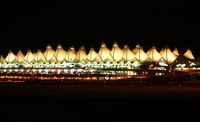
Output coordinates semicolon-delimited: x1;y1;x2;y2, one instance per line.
0;42;198;78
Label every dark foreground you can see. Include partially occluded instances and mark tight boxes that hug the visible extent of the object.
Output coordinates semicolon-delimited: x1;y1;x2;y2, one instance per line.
1;81;200;121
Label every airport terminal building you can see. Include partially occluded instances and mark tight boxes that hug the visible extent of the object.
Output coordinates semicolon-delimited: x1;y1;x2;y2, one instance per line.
0;42;198;79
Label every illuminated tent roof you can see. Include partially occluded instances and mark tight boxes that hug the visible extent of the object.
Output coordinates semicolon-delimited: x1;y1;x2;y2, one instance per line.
1;42;198;68
55;44;67;62
43;44;55;62
25;50;34;63
34;49;45;62
94;55;102;62
173;48;179;56
0;55;5;63
111;42;123;62
66;47;76;62
184;49;195;59
76;46;87;62
87;48;101;62
15;50;25;63
134;45;148;62
160;47;177;64
5;50;16;63
132;44;140;54
49;55;57;63
146;46;162;62
44;54;56;63
160;48;165;56
123;44;135;62
98;42;112;62
105;54;114;62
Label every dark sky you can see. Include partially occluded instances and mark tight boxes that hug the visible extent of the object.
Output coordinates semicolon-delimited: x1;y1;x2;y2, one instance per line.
1;1;199;57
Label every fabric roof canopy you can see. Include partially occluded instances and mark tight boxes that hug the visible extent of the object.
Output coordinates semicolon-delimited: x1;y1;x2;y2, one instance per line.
146;46;162;62
98;42;112;62
34;49;45;62
5;50;16;63
123;44;135;62
87;48;101;62
111;42;123;62
55;44;67;62
1;43;197;67
43;44;55;62
134;46;148;62
15;50;25;63
25;50;34;63
66;47;76;62
173;48;179;56
184;49;195;59
160;47;177;64
76;46;87;62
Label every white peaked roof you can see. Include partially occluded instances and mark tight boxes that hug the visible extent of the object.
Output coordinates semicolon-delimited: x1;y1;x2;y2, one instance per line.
111;42;123;62
43;44;55;62
25;50;34;62
66;47;76;62
160;48;165;56
34;49;45;62
55;44;67;62
146;46;162;62
87;48;100;62
173;48;179;56
123;45;135;62
15;50;25;63
0;55;5;63
94;55;101;62
132;44;140;54
98;42;111;62
184;49;195;59
160;47;177;64
76;46;87;62
135;46;148;62
105;54;114;62
49;55;57;63
5;50;16;63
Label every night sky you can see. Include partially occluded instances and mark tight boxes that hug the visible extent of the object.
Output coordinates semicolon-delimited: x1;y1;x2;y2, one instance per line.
1;1;199;57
